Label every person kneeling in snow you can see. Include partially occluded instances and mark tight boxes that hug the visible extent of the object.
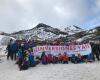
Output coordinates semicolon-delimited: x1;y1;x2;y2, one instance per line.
41;51;48;65
19;58;29;71
16;49;23;65
70;54;77;64
62;52;69;64
28;52;37;67
16;49;29;71
52;55;58;64
76;53;84;63
58;54;63;63
47;54;53;64
87;53;94;63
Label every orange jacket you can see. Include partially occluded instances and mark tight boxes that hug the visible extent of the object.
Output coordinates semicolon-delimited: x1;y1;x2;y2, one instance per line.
62;55;69;61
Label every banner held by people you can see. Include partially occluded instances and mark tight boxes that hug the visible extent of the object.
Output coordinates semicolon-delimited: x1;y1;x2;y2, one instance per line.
33;43;92;56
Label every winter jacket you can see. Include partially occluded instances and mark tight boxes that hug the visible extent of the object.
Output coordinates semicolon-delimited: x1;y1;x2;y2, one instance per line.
28;54;35;64
48;54;52;63
17;49;23;59
87;54;94;61
62;55;69;61
41;55;48;63
58;54;63;61
11;42;18;53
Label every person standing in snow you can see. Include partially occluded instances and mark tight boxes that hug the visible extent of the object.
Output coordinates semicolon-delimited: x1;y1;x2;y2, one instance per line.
6;39;13;60
10;41;18;60
94;44;100;61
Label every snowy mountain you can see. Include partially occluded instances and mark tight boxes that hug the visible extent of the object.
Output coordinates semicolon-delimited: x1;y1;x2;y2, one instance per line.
0;23;99;42
87;26;100;35
11;23;68;41
76;26;100;42
63;25;84;35
10;24;100;42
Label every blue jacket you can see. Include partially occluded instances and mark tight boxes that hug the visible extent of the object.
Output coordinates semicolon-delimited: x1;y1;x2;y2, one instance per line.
17;49;23;59
87;54;94;61
11;42;18;53
28;54;35;64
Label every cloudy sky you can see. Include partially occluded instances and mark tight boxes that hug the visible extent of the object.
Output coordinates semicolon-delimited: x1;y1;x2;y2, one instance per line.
0;0;100;33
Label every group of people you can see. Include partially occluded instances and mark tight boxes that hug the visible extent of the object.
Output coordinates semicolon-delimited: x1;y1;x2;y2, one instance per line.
6;39;100;71
6;39;35;61
40;52;95;64
16;50;94;71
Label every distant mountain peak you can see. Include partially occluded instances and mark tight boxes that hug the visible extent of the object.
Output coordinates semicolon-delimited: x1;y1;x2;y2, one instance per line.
11;23;68;41
73;25;83;30
35;23;51;28
64;25;84;35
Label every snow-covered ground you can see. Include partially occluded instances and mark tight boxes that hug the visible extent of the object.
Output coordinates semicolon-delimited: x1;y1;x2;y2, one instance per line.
0;53;100;80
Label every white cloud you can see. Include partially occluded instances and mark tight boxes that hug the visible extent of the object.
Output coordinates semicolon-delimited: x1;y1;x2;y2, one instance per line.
96;0;100;7
0;0;100;33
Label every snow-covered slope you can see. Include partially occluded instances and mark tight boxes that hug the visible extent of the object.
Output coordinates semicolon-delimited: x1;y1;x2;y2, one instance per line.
76;26;100;42
0;35;15;45
87;26;100;34
11;23;68;41
64;25;84;35
76;35;93;42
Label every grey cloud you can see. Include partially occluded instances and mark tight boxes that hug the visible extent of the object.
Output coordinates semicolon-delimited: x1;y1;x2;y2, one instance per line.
0;0;100;33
